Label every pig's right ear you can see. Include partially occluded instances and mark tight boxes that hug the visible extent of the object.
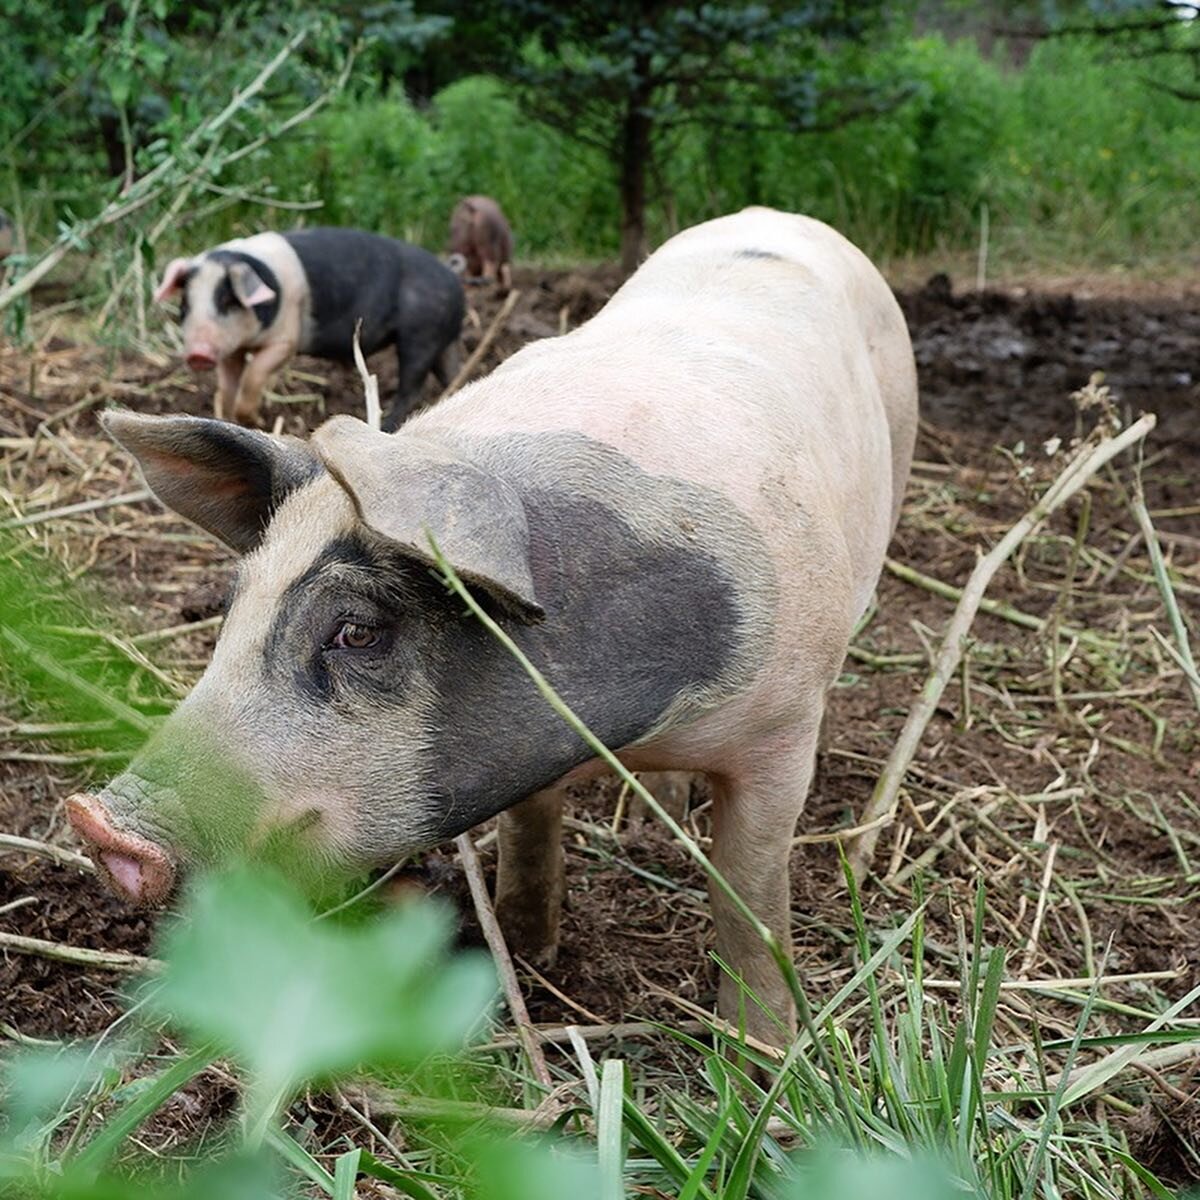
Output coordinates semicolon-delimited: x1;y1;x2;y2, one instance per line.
154;258;193;303
102;410;320;554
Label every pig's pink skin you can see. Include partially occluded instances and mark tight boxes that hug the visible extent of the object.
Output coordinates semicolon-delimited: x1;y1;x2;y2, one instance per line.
67;793;175;906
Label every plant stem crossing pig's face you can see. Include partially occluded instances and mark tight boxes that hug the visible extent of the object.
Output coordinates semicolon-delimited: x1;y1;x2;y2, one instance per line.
69;411;551;904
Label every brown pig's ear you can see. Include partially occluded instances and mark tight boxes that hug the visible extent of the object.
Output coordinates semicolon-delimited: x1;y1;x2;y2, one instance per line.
102;410;321;554
312;415;544;623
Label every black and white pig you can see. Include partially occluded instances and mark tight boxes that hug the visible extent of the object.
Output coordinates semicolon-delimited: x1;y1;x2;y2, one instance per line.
71;208;917;1047
155;228;465;431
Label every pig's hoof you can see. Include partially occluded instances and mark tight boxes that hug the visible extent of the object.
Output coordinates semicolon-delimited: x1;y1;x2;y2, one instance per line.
495;897;560;970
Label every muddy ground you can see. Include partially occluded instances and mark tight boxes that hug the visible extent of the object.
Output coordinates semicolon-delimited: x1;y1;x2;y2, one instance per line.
1;266;1199;1182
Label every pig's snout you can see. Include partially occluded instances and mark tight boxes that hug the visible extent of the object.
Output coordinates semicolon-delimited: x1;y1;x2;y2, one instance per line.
185;347;217;371
67;792;176;906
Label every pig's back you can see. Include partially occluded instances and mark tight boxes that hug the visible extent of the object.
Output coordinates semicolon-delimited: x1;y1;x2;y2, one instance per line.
283;228;459;359
415;209;916;625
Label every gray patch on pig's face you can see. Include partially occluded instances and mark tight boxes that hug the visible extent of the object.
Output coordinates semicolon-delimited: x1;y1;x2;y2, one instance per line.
734;248;782;261
106;436;774;874
419;431;777;837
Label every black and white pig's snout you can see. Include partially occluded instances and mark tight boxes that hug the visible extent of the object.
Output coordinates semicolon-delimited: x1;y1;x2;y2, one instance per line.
67;792;177;906
185;344;218;372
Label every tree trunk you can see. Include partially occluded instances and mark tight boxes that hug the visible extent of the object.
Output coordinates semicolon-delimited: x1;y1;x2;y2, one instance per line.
618;91;652;275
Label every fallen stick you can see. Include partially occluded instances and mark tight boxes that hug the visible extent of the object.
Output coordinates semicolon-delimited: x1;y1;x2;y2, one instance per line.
454;831;552;1089
0;489;152;531
471;1019;704;1054
439;289;521;401
884;558;1109;649
848;412;1157;885
0;930;157;972
0;831;95;872
922;966;1185;992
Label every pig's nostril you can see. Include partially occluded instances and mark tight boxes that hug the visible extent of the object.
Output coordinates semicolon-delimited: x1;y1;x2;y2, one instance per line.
66;792;175;906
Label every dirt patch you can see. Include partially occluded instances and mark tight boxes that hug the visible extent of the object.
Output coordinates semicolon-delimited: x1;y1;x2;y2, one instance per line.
2;267;1199;1185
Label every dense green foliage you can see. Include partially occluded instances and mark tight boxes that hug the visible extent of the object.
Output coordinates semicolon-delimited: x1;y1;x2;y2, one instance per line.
3;3;1199;279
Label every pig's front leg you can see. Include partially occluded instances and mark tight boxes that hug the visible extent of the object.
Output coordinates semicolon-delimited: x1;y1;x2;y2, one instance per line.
215;356;246;422
494;786;565;968
232;340;295;427
709;722;820;1049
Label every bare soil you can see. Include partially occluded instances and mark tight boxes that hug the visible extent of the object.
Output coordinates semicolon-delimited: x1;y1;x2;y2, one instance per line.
2;266;1199;1184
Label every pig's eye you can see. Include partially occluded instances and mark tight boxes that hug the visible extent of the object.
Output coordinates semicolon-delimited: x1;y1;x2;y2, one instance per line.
330;621;382;651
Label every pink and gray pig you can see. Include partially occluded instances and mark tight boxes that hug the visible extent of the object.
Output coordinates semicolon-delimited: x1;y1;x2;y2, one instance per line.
72;208;917;1048
155;228;464;431
448;196;513;293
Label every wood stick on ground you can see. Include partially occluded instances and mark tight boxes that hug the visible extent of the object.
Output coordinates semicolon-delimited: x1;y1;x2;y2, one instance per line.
470;1019;705;1054
439;289;521;401
0;488;151;531
848;412;1157;885
1019;839;1060;977
0;930;157;972
454;832;552;1089
922;966;1184;991
0;832;95;872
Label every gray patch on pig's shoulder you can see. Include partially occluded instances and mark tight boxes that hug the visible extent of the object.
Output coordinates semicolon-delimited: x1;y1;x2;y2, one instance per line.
422;432;776;832
734;248;782;261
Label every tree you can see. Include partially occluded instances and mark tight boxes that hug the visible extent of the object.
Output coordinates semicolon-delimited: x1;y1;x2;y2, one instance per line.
435;1;911;272
990;0;1200;98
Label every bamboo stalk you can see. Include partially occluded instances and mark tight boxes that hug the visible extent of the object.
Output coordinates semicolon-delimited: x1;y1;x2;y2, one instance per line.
848;412;1157;885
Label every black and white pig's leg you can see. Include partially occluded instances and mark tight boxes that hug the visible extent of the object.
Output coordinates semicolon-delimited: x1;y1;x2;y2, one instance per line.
231;340;294;427
707;718;821;1049
494;785;566;968
431;340;461;391
382;332;445;431
215;356;246;422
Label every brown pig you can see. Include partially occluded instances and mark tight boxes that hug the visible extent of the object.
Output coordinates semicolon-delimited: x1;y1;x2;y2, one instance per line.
70;208;917;1048
448;196;513;293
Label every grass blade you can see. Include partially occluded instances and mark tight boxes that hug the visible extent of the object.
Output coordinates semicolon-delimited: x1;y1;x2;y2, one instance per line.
598;1059;626;1200
73;1043;216;1173
333;1148;361;1200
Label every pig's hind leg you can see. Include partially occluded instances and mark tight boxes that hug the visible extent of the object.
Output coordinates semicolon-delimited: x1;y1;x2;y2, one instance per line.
382;335;446;431
495;786;566;968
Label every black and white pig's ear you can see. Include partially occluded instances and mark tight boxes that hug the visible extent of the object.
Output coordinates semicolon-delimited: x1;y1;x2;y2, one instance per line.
102;410;320;555
311;415;544;624
227;260;276;309
154;258;193;303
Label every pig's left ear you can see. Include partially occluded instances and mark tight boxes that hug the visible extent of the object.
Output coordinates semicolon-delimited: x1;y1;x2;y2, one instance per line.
102;410;320;554
312;415;544;623
227;261;276;309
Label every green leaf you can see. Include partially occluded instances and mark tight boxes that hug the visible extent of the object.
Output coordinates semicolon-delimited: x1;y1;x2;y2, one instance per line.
597;1059;625;1200
333;1148;361;1200
462;1138;603;1200
148;868;496;1101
